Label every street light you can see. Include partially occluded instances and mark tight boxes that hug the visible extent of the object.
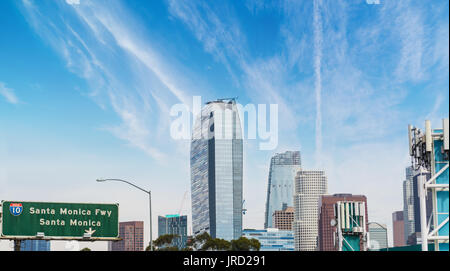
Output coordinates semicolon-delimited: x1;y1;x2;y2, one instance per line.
96;178;153;251
368;222;389;251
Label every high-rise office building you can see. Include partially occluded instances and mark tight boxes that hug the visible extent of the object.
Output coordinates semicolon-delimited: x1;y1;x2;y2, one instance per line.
318;194;368;251
109;221;144;251
410;172;433;245
242;228;295;251
273;205;294;231
369;223;388;250
20;240;50;251
158;215;188;249
264;151;301;229
293;170;328;251
403;166;415;244
392;211;405;247
190;99;243;241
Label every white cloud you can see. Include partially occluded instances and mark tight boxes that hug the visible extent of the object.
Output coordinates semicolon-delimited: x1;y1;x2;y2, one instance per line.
0;82;19;104
66;0;80;5
19;0;199;161
313;0;323;167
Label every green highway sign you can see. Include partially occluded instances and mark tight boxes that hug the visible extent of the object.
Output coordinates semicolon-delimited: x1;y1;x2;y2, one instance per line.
1;201;119;240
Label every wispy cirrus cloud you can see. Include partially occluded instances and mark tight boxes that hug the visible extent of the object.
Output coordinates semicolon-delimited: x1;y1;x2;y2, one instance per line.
313;0;323;167
19;0;199;160
166;0;448;233
0;82;19;105
66;0;80;5
167;0;302;136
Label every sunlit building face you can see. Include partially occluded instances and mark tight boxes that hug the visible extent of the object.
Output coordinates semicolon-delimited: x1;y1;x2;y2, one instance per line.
190;99;243;241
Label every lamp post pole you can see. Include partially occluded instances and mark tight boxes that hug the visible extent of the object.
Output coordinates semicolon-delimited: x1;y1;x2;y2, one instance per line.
148;190;152;251
96;178;153;251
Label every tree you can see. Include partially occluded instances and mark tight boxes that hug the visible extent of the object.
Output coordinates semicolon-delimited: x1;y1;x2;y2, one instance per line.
201;238;231;251
153;234;180;251
187;232;212;251
80;247;91;251
145;245;153;251
249;238;261;251
230;237;260;251
185;232;260;251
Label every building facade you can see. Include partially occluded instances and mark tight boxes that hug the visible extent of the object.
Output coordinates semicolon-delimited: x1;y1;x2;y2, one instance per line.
368;223;388;250
392;211;405;247
110;221;144;251
272;205;294;231
158;215;188;249
264;151;301;229
293;170;328;251
242;228;294;251
403;166;415;244
318;194;368;251
190;99;243;241
20;240;50;251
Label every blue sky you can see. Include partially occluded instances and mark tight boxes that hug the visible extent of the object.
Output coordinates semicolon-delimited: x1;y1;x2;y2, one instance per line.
0;0;448;250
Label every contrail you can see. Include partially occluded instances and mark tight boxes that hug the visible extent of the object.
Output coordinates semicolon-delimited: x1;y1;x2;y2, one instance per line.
313;0;323;167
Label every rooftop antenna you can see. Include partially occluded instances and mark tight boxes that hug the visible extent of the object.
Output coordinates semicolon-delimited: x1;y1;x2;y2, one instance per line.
408;119;449;251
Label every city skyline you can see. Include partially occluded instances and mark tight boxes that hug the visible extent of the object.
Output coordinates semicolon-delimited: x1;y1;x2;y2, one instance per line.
1;0;449;251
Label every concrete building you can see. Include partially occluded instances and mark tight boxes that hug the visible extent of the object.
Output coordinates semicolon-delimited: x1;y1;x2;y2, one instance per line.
110;221;144;251
264;151;301;228
272;204;294;231
293;170;328;251
190;99;243;240
243;228;294;251
369;223;388;250
392;211;405;247
318;194;368;251
158;214;188;249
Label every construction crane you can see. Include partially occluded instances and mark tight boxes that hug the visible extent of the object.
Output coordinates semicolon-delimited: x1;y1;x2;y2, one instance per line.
178;190;189;215
242;200;247;215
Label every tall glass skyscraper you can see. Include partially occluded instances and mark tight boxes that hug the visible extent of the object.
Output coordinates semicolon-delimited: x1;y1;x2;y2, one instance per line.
158;215;188;249
190;99;243;241
264;151;301;229
402;166;415;244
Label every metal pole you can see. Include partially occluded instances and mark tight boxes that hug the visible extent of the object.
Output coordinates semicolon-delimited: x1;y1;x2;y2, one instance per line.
96;179;153;251
149;191;153;251
385;228;388;252
418;168;428;251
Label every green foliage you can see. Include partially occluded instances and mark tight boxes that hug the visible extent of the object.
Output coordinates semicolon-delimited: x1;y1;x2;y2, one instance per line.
185;232;261;251
249;238;261;251
80;247;91;251
188;232;211;250
153;234;180;251
158;246;179;251
231;237;261;251
201;238;231;251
